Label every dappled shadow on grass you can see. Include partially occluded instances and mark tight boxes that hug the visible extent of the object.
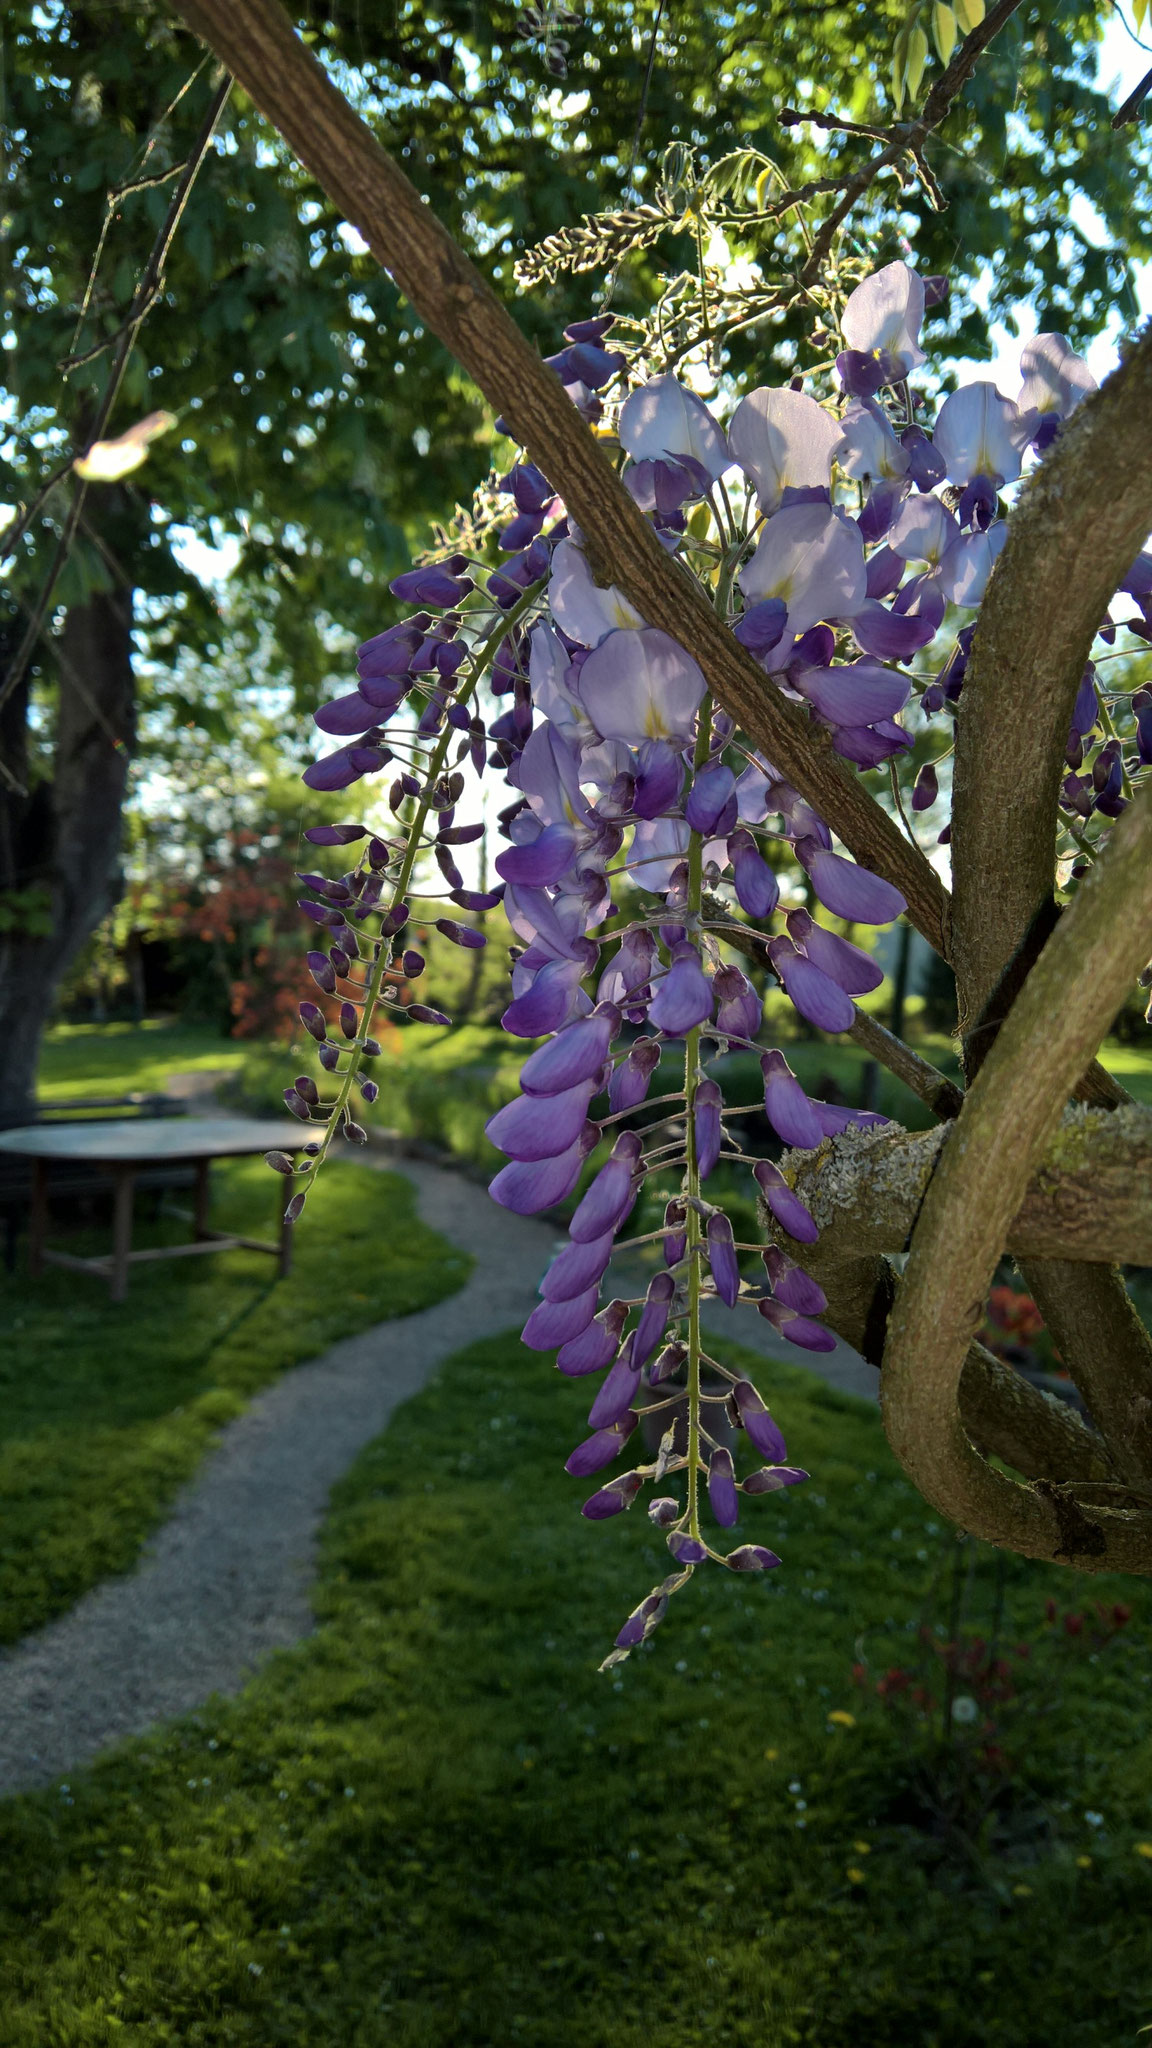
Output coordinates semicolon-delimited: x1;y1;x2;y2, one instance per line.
1;1336;1150;2045
0;1161;469;1643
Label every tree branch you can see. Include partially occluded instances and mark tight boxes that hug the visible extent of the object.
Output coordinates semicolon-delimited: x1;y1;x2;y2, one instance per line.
166;0;952;961
881;780;1152;1569
951;328;1152;1038
778;1104;1152;1267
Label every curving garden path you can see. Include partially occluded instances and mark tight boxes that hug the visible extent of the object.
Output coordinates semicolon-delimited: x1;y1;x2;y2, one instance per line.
0;1148;873;1797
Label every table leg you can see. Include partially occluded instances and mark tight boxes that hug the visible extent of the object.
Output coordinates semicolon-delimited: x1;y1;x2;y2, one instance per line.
193;1156;211;1238
278;1161;296;1279
29;1159;48;1278
111;1166;135;1303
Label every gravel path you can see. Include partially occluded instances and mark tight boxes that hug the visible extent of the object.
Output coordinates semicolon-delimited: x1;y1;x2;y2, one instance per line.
0;1148;873;1797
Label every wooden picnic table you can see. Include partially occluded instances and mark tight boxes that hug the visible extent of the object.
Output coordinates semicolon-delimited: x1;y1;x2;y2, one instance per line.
0;1116;306;1302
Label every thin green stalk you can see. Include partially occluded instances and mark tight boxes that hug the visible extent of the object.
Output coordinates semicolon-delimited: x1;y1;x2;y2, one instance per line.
682;691;714;1539
305;579;546;1179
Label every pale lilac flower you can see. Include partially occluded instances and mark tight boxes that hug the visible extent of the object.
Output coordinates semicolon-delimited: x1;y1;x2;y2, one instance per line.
577;627;706;744
549;538;645;645
937;524;1008;606
1017;332;1096;423
628;815;691;893
834;400;911;483
932;383;1024;486
728;387;843;513
618;373;730;480
739;503;867;642
840;261;926;381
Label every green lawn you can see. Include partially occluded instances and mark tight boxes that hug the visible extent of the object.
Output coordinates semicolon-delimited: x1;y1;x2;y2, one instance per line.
1;1334;1149;2046
0;1157;468;1644
37;1020;254;1102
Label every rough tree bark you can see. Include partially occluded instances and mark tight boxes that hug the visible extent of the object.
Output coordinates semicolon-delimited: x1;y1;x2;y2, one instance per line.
0;587;136;1126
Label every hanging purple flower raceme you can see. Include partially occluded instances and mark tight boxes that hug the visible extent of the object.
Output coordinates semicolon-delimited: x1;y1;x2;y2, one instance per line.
284;263;1151;1669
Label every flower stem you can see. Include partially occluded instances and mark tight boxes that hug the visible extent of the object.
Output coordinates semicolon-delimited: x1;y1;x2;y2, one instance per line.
683;690;714;1538
307;579;546;1176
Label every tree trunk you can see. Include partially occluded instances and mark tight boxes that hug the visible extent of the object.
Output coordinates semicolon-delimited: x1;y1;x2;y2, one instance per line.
0;587;136;1126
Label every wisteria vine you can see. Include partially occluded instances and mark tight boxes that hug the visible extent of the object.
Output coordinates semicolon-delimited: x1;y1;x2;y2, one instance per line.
274;260;1152;1666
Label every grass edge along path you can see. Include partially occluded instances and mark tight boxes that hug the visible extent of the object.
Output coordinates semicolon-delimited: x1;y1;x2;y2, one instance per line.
1;1332;1150;2045
0;1159;469;1646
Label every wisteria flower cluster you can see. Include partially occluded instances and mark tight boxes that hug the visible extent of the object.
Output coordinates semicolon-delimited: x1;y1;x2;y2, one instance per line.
278;260;1147;1664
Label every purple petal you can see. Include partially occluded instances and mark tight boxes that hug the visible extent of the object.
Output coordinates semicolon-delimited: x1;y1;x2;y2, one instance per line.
520;1011;617;1096
763;1245;827;1315
565;1412;638;1476
741;1465;810;1494
495;822;580;887
713;966;762;1045
667;1531;708;1564
489;1139;590;1215
313;690;384;736
569;1132;642;1242
708;1446;740;1528
501;959;589;1039
706;1213;740;1308
729;829;780;919
796;839;906;925
733;598;788;657
732;1379;788;1459
767;939;854;1034
556;1300;629;1376
582;1471;644;1519
587;1352;643;1429
649;943;714;1037
632;738;686;820
615;1591;669;1648
629;1271;675;1370
540;1230;616;1302
694;1078;723;1180
785;909;883;995
759;1299;838;1352
850;599;936;661
725;1544;781;1572
761;1049;825;1150
486;1082;596;1161
685;761;738;836
608;1037;661;1112
521;1285;601;1351
754;1160;820;1244
303;746;383;792
793;659;911;727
